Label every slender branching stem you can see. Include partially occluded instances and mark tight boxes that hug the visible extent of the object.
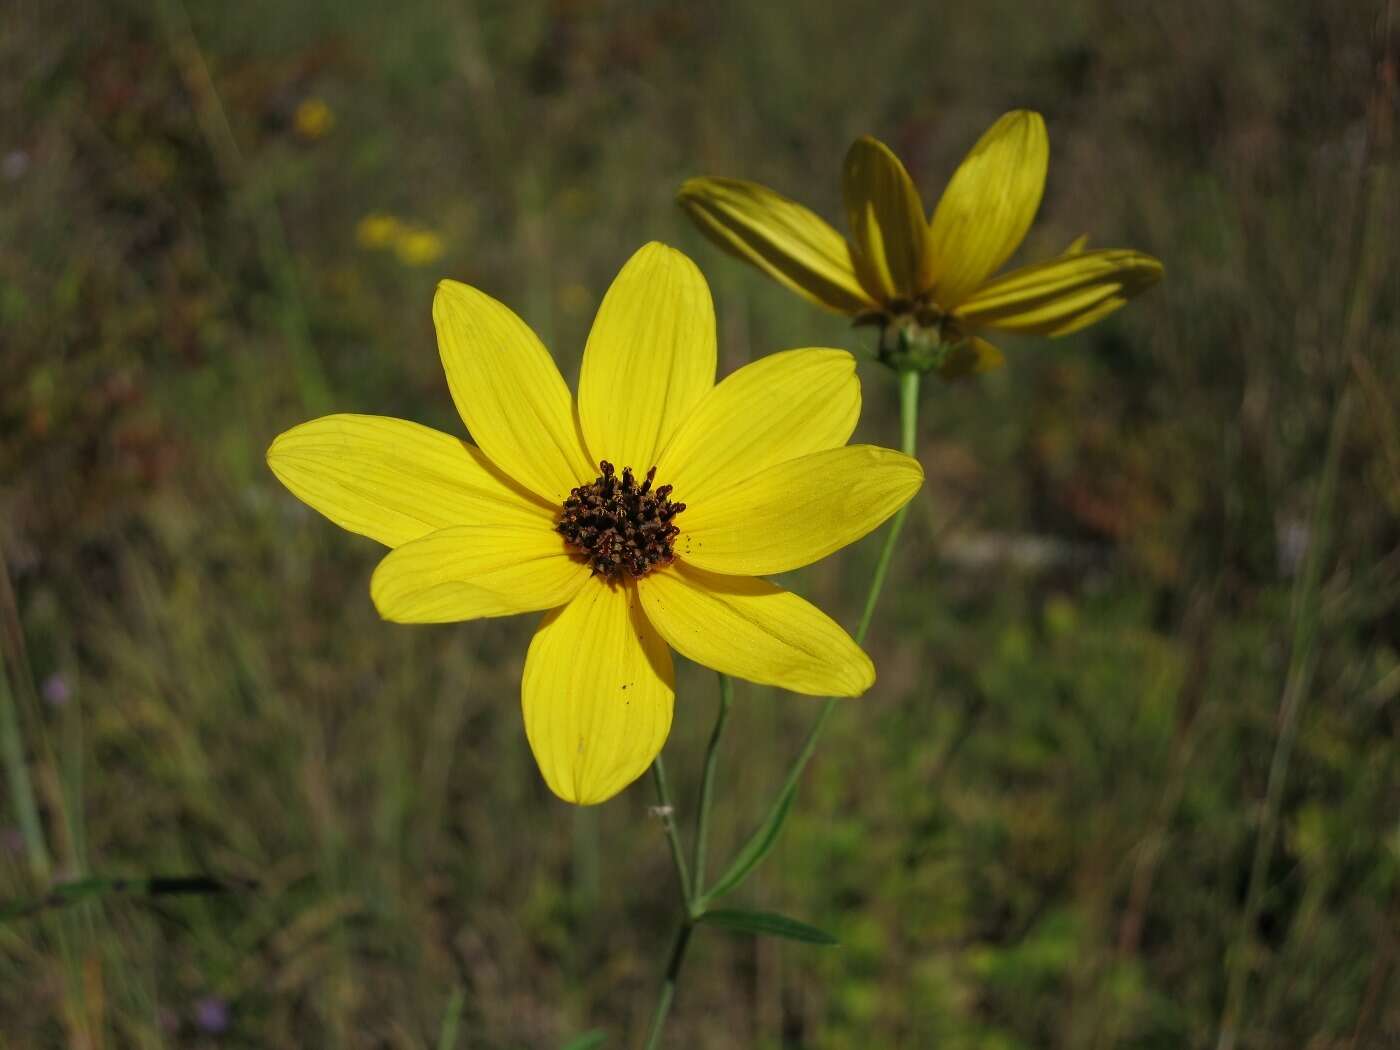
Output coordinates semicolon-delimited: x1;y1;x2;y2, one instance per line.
692;673;735;899
641;921;694;1050
651;756;692;907
754;368;922;823
642;367;922;1044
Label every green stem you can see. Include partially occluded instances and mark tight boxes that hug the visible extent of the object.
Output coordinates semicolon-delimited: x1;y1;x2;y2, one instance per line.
1216;66;1385;1046
1216;387;1351;1050
651;756;692;907
860;368;921;641
758;368;922;811
641;367;922;1045
692;673;734;898
641;921;693;1050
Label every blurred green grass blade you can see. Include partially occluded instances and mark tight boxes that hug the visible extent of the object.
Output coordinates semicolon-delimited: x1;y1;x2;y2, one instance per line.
1217;385;1353;1049
699;777;798;905
0;874;250;924
559;1030;607;1050
0;643;50;882
1;877;128;922
436;986;466;1050
697;908;838;946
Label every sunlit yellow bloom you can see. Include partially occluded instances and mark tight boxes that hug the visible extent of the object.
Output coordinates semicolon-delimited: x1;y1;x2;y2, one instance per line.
293;98;335;140
394;228;446;267
679;111;1163;375
356;213;401;249
267;243;922;805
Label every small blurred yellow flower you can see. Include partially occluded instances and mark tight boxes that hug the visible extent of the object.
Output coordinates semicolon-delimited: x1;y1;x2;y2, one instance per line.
294;98;335;140
393;228;446;267
356;213;401;249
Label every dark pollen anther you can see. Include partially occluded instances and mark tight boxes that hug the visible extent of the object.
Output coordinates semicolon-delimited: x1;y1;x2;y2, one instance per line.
557;461;685;580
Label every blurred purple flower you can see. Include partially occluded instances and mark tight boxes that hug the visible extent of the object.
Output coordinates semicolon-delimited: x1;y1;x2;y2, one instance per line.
195;997;230;1034
1276;518;1311;578
2;150;29;181
41;673;70;707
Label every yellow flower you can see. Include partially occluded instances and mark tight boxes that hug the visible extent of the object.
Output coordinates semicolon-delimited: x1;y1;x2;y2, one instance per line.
267;243;923;805
678;111;1163;374
356;213;402;249
293;98;335;140
393;228;446;267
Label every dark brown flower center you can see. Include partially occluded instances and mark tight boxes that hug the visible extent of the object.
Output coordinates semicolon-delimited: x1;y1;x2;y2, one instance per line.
557;461;685;580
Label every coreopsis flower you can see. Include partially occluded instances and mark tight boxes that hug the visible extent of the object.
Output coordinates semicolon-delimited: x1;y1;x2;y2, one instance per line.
678;111;1163;377
267;243;922;804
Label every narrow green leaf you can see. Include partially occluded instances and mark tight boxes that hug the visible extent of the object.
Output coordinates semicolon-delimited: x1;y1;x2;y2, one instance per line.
698;908;839;946
560;1031;607;1050
0;874;250;924
700;778;798;904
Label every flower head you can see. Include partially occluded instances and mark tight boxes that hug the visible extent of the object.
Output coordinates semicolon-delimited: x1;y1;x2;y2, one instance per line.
356;213;402;249
293;98;334;140
41;672;70;707
392;228;445;267
194;996;230;1034
678;111;1163;377
267;243;922;804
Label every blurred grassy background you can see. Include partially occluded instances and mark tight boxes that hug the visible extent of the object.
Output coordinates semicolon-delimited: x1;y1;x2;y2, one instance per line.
2;0;1398;1046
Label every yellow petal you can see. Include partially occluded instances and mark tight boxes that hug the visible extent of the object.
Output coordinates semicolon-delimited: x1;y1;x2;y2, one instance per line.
370;523;588;623
677;176;875;315
578;243;715;471
924;110;1049;307
638;562;873;696
842;136;930;302
953;249;1164;337
522;581;674;805
266;414;553;548
434;280;595;504
675;445;923;576
1045;294;1128;337
655;348;861;507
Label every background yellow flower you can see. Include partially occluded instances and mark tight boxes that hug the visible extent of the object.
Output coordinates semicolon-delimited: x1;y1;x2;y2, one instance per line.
293;97;335;140
679;113;1163;374
355;211;401;248
392;227;445;266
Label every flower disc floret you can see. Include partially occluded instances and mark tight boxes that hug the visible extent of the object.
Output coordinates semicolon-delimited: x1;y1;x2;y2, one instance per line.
558;461;685;579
